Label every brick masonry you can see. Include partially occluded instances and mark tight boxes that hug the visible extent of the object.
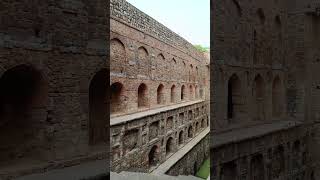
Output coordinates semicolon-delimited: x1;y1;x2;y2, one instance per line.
110;0;210;174
0;0;108;179
212;0;320;179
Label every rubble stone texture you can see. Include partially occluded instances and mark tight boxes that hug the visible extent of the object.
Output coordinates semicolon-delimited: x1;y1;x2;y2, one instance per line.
110;0;210;174
0;0;108;179
212;0;320;179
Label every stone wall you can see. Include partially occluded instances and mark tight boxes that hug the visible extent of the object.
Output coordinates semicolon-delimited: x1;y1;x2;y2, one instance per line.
211;124;311;180
110;0;206;62
111;101;210;173
0;0;108;179
166;134;210;176
110;0;210;173
211;0;320;179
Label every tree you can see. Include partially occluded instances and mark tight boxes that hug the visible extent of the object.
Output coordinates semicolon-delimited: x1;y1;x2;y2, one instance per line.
194;45;209;53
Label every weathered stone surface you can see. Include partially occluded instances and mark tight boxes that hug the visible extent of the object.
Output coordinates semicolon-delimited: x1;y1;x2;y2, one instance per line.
110;0;210;174
212;0;320;179
0;0;108;179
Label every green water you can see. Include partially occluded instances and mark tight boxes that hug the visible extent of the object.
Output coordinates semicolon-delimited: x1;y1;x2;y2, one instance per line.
195;159;210;179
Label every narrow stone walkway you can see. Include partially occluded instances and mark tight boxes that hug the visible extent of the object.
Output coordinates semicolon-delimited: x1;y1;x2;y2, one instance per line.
14;159;107;180
111;100;204;126
212;120;303;148
152;127;210;175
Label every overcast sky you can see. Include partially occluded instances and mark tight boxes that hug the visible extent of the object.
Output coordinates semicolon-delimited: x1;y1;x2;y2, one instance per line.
126;0;210;48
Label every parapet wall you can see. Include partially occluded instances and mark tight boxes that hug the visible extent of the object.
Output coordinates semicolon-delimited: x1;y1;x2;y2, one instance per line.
110;0;205;62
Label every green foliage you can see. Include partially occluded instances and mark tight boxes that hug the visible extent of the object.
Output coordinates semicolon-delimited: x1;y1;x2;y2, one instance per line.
194;44;209;53
196;159;210;179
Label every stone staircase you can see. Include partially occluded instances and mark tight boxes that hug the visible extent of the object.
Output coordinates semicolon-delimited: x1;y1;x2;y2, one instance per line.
110;171;204;180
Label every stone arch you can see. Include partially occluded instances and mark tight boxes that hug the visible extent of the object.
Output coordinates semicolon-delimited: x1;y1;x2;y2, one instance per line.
110;38;126;74
0;64;48;162
188;126;193;138
253;30;258;65
170;85;176;103
251;154;264;180
195;122;199;133
178;131;184;145
292;140;301;169
253;74;265;121
157;53;165;79
148;145;159;167
183;61;187;81
272;145;285;178
272;76;282;118
195;85;199;99
137;46;149;76
138;83;148;108
157;84;165;105
166;137;174;156
196;66;199;75
275;15;281;27
110;82;125;114
201;119;205;128
227;74;242;120
189;64;193;81
221;161;237;180
181;85;186;101
189;85;194;100
257;8;266;24
89;69;108;145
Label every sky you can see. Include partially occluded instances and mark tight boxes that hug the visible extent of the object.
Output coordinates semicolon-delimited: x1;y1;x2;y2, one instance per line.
126;0;210;48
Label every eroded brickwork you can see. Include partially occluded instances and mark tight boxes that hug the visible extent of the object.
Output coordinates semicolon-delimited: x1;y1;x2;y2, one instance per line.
0;0;108;179
212;0;320;179
110;0;210;174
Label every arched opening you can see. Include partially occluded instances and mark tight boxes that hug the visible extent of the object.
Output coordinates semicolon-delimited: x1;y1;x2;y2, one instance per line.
292;140;301;169
194;162;198;175
257;8;266;24
272;145;285;178
201;119;205;128
170;85;176;103
188;126;193;138
181;85;186;101
166;137;174;156
221;161;237;180
195;85;199;99
251;154;264;180
0;64;48;162
148;145;158;167
89;69;108;145
149;121;159;140
272;76;282;118
189;64;193;81
156;54;165;79
110;82;125;114
196;122;199;133
157;84;165;105
137;46;149;76
311;171;315;180
138;83;148;108
178;131;184;145
254;75;265;121
189;85;194;100
110;38;126;74
227;74;241;120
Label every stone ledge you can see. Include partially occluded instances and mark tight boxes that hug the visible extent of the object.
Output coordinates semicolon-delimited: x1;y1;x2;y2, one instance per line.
14;159;107;180
151;127;209;175
111;100;206;126
211;120;303;148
